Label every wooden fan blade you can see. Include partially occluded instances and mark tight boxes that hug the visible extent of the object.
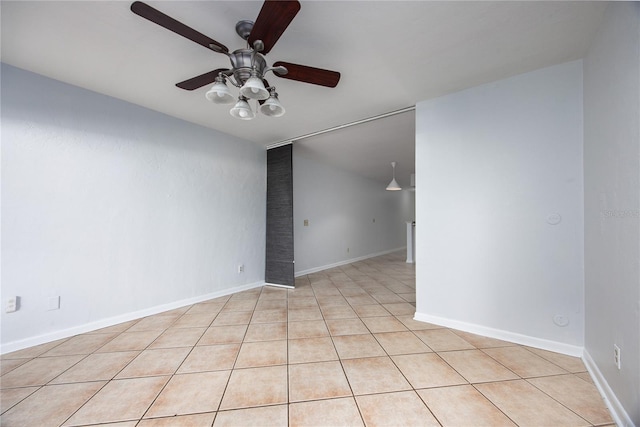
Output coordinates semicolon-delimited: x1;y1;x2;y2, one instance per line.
131;1;228;53
176;68;230;91
248;0;300;55
272;62;340;88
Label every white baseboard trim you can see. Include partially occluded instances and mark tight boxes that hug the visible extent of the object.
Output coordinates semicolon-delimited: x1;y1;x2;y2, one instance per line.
413;311;584;357
265;282;294;289
0;280;265;355
583;349;635;427
295;247;406;277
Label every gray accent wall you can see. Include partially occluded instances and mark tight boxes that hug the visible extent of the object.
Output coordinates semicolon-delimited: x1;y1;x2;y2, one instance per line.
266;145;294;287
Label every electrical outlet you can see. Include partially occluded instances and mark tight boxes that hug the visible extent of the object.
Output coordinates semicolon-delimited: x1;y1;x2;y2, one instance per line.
614;344;621;370
238;264;244;273
304;219;309;226
6;296;18;313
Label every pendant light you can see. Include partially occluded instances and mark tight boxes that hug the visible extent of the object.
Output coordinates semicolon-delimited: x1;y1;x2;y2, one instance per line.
386;161;402;191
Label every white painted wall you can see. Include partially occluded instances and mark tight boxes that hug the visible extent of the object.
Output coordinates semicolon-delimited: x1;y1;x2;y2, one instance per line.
293;147;413;275
415;61;585;354
583;3;640;425
1;64;266;352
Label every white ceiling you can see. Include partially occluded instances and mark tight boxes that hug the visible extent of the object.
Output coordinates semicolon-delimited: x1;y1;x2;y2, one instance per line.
1;1;607;185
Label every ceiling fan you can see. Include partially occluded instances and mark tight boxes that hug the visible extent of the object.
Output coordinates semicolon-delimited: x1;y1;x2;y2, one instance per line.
130;0;341;119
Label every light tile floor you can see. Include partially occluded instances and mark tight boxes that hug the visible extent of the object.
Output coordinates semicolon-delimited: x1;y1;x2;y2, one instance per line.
1;252;614;426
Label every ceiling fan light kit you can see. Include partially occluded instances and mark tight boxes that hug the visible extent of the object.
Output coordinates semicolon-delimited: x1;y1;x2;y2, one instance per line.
130;0;340;121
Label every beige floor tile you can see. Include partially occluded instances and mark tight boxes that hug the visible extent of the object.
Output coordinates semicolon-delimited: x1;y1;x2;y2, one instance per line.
394;315;443;330
243;322;287;342
288;320;330;339
64;376;169;426
171;313;217;328
289;397;364;427
476;379;591;426
289;360;352;402
177;343;240;373
115;347;190;378
86;320;139;335
2;382;104;427
211;311;253;326
213;405;287;427
311;286;340;296
526;347;588;372
126;314;180;331
345;295;379;306
374;331;432;355
361;316;408;333
417;384;517;426
451;330;516;349
0;358;29;376
483;346;568;378
185;301;226;315
50;351;139;384
219;365;288;410
139;412;216;426
145;371;230;418
260;286;289;300
198;325;247;345
96;330;163;353
439;350;519;383
339;287;368;296
398;293;416;302
414;329;475;352
325;318;370;336
288;296;319;309
148;327;206;349
0;386;39;413
392;353;467;389
320;305;358;319
234;340;287;368
222;299;258;312
371;293;407;304
2;338;68;360
332;334;386;359
356;391;440;426
381;302;416;315
575;371;595;384
289;337;338;364
288;307;323;322
0;355;84;388
342;356;412;395
528;374;614;425
255;299;287;311
352;304;390;317
250;308;287;323
316;295;349;307
40;333;118;356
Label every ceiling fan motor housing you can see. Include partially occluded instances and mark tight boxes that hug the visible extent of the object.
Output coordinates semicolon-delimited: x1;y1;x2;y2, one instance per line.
229;50;267;85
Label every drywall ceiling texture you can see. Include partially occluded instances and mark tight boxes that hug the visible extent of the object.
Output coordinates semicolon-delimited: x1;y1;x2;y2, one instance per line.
415;61;585;355
1;64;266;350
0;1;608;146
583;3;640;425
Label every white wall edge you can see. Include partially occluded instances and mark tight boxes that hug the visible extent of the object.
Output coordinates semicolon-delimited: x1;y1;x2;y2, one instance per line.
413;311;584;357
295;247;406;277
0;280;266;355
582;349;635;427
